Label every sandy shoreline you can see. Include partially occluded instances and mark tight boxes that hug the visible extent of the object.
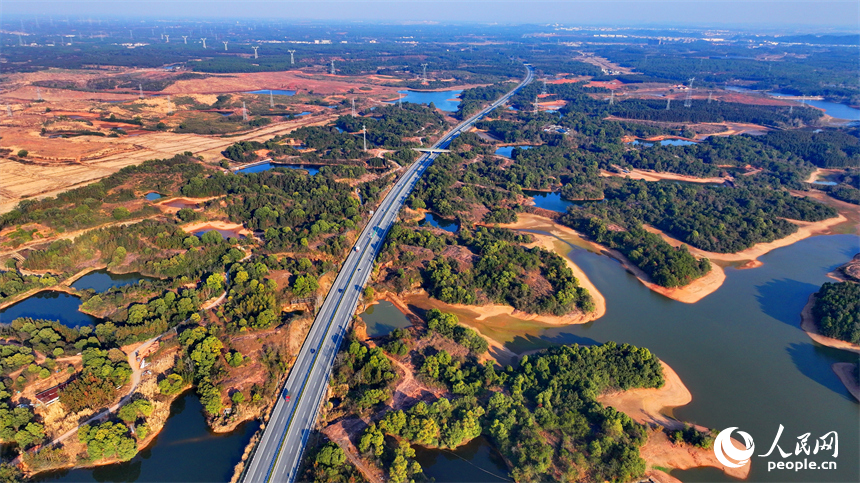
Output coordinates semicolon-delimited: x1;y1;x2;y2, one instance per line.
181;220;253;238
643;214;849;265
598;360;750;481
600;168;728;185
832;363;860;402
497;214;725;303
799;294;860;354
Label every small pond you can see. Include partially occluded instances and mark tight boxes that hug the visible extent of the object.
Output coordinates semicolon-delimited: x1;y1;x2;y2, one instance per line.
236;163;320;175
360;300;411;337
71;269;155;292
493;145;533;159
628;138;697;147
393;89;463;113
0;291;98;327
419;213;459;233
414;436;510;483
525;190;603;214
144;192;163;201
245;89;296;96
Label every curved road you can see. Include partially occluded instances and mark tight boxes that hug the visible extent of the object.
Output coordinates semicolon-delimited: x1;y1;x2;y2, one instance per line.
242;63;533;483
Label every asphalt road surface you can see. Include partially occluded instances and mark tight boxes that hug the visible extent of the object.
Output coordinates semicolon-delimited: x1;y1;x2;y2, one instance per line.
242;63;533;483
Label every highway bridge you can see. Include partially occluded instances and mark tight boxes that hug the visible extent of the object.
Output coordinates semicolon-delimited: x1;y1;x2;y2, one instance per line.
241;63;533;483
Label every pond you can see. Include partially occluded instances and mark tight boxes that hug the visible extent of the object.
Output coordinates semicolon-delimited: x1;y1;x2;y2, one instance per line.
415;436;510;483
524;191;602;213
143;192;163;201
245;89;296;96
419;213;459;233
393;89;463;113
236;163;320;175
71;269;155;292
493;145;533;159
36;391;259;483
0;291;98;327
360;300;412;337
409;231;859;483
628;138;697;147
193;228;245;240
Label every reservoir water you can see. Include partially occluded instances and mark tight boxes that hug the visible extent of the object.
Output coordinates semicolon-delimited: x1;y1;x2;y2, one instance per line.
419;213;459;233
0;291;97;327
236;163;320;175
725;86;860;121
493;145;533;159
71;269;155;292
417;232;859;482
360;300;412;337
394;89;463;113
37;391;258;483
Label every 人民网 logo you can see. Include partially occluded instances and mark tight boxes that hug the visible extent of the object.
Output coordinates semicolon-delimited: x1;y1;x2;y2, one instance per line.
714;427;756;468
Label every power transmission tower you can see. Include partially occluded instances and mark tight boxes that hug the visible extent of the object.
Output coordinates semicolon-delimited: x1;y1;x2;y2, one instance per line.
269;90;274;108
222;41;228;51
6;105;12;117
288;50;295;64
666;98;671;110
36;88;42;102
182;36;188;44
707;91;713;103
362;124;367;152
252;46;259;59
201;38;207;49
609;91;614;105
139;84;144;99
330;60;335;75
242;102;249;122
165;34;169;43
167;95;173;115
351;98;356;117
421;63;428;84
533;96;539;115
541;78;547;95
684;77;695;108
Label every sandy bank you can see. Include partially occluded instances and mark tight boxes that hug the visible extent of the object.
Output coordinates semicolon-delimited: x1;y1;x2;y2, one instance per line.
600;168;728;185
496;214;724;303
181;220;253;238
799;294;860;354
832;363;860;402
526;235;606;320
598;360;750;481
643;213;849;265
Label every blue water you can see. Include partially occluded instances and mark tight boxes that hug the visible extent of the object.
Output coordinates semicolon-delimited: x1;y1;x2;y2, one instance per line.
245;89;295;96
419;213;459;233
394;89;463;113
628;139;696;147
236;163;320;175
0;291;98;327
144;192;163;201
360;301;412;337
768;92;860;121
71;270;154;292
493;145;533;159
812;181;839;186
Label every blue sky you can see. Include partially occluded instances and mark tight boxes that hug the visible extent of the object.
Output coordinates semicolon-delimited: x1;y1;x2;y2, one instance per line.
4;1;859;29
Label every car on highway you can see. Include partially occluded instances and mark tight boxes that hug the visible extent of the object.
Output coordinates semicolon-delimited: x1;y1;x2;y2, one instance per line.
283;388;290;401
310;348;315;354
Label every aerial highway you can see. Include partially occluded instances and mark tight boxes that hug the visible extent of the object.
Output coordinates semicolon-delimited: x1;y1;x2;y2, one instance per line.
242;63;533;483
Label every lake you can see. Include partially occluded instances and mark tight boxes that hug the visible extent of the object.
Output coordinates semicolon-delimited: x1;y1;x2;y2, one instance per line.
236;163;320;175
524;190;602;213
768;92;860;121
360;300;412;337
414;231;859;482
419;213;459;233
393;89;463;113
36;391;258;483
628;139;697;147
143;192;163;201
0;291;98;327
493;145;533;159
245;89;296;96
71;269;155;292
